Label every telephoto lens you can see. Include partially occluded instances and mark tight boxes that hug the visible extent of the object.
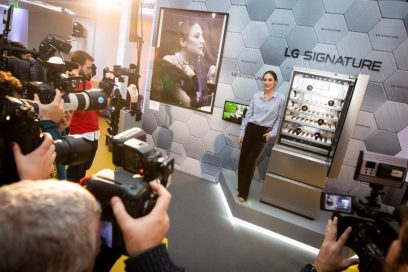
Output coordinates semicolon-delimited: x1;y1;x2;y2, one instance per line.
63;90;108;111
54;135;92;165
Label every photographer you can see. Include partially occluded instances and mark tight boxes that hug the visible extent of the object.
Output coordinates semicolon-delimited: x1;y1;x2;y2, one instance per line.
8;41;35;64
0;68;68;180
66;50;100;182
0;70;57;182
0;179;183;272
34;88;71;179
303;216;408;272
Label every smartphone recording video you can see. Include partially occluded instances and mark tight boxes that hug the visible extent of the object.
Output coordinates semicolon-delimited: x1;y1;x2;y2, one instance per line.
320;192;353;214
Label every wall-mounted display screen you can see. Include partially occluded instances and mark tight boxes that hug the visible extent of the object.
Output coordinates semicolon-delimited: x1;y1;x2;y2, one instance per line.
222;100;249;125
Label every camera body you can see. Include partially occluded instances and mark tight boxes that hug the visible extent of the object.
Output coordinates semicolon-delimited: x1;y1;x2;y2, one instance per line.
324;151;408;272
37;34;72;63
335;201;399;272
86;169;156;249
25;57;86;101
85;128;174;252
0;95;42;183
0;95;93;184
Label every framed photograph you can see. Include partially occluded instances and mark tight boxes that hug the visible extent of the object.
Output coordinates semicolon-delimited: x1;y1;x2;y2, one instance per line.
150;8;228;114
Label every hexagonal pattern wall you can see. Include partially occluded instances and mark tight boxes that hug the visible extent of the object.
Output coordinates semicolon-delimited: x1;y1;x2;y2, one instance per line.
246;0;275;21
142;0;408;198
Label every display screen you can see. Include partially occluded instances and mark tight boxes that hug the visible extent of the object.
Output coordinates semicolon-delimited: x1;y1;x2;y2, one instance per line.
99;220;113;248
222;100;249;125
320;192;353;214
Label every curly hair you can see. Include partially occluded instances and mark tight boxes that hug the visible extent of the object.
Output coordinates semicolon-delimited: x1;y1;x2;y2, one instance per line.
0;70;22;96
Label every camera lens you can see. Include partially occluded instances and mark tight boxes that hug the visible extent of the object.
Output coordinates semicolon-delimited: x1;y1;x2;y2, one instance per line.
54;135;92;165
301;105;308;111
317;119;324;126
63;91;107;111
306;85;313;91
328;100;335;106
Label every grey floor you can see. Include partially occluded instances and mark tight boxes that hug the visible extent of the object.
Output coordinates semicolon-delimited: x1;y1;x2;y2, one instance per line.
166;170;317;272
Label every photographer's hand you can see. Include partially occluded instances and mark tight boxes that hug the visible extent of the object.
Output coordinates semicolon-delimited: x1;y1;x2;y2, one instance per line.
34;89;64;123
58;111;73;132
12;133;56;180
90;75;100;89
111;182;171;257
315;217;359;272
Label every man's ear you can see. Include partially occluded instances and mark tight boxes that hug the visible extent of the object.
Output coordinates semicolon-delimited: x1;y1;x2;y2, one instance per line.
179;37;187;47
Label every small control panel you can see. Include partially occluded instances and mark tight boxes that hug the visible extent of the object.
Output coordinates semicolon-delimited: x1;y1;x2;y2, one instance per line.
355;151;408;188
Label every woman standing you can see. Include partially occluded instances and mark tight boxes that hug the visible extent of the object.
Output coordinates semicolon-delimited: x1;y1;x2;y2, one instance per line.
237;71;285;202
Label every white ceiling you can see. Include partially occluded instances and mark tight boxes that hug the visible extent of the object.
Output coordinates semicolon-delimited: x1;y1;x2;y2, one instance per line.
0;0;156;18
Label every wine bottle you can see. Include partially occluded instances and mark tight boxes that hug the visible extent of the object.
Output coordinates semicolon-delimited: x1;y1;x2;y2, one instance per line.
295;128;302;135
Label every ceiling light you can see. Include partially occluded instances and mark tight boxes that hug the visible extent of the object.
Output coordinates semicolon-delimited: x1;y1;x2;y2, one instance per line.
17;0;75;15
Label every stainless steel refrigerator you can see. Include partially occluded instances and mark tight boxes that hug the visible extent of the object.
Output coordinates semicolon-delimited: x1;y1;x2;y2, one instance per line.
261;66;370;219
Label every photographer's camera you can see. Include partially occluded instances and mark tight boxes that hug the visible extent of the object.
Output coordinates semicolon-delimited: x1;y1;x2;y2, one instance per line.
86;128;175;252
321;151;408;272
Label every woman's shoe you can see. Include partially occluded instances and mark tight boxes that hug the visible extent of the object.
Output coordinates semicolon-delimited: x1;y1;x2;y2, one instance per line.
238;196;246;202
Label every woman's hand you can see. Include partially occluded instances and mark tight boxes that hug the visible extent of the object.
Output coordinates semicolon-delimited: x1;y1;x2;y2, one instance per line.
263;134;273;142
207;65;217;84
239;136;244;144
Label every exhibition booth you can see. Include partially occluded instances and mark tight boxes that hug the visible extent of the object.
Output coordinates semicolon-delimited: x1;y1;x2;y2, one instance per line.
3;0;408;256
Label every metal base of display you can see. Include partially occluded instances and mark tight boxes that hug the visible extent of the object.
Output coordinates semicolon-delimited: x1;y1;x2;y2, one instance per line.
261;173;322;219
219;169;330;249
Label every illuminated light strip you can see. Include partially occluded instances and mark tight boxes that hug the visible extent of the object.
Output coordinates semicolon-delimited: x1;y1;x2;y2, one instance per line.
17;0;75;15
217;182;234;219
63;8;76;15
216;183;319;255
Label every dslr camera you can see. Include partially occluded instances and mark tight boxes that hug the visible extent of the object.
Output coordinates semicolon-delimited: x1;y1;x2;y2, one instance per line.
0;90;94;184
25;36;109;112
85;127;174;252
321;151;408;272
